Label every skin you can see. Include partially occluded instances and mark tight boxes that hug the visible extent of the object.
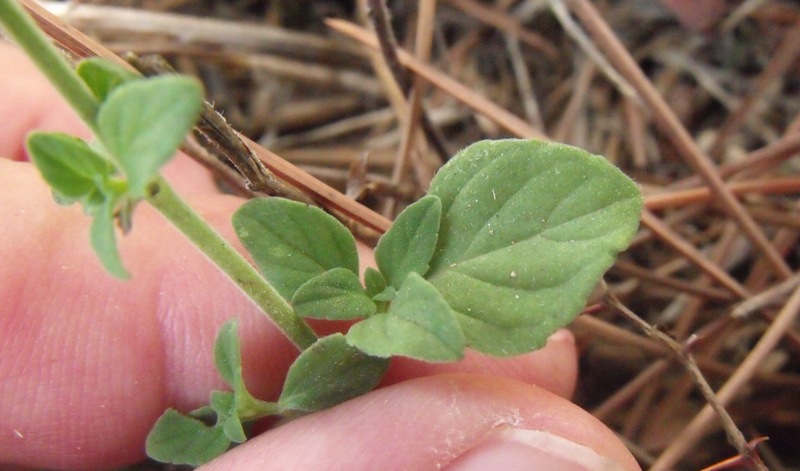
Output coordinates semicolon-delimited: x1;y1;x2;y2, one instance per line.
0;42;639;470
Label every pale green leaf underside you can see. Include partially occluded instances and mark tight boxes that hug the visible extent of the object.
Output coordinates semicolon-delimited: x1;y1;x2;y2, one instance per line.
375;195;441;289
279;334;388;412
347;273;465;362
292;268;376;320
97;75;203;195
233;198;359;301
89;199;129;279
427;139;642;356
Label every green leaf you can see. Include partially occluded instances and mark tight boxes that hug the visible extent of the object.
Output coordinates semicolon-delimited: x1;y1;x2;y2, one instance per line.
375;195;441;289
90;198;129;279
97;75;203;196
364;267;386;298
371;285;397;302
279;333;388;412
210;391;246;443
146;409;231;466
76;57;140;101
26;132;115;206
292;268;376;320
346;273;465;362
211;320;280;423
214;320;242;388
233;198;360;301
426;139;642;355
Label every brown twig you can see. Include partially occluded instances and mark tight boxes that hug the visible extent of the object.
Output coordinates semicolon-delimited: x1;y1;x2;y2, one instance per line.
366;0;451;164
19;0;393;239
326;18;549;140
569;0;793;280
602;282;769;471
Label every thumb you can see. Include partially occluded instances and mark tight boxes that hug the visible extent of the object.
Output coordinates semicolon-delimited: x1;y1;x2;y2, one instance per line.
202;374;640;471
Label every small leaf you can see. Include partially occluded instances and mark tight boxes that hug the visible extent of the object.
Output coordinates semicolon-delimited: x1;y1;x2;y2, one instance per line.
214;320;241;388
233;198;359;301
146;409;231;466
26;132;115;206
371;286;397;302
427;139;642;355
364;267;386;298
375;195;441;288
89;198;129;279
211;321;279;423
292;268;376;320
210;391;246;443
279;333;388;412
346;273;465;362
76;58;140;101
97;75;203;195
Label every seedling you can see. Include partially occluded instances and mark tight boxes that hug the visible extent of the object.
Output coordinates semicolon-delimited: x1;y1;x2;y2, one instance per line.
0;1;642;466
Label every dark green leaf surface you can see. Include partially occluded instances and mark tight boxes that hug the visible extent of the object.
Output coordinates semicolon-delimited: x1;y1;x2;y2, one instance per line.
233;198;359;301
426;139;642;355
97;75;203;195
279;334;388;412
145;409;230;466
292;268;376;320
76;58;139;101
346;273;465;362
375;195;441;289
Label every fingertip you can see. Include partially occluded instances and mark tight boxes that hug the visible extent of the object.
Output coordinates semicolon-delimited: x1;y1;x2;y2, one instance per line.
383;329;578;398
201;374;639;471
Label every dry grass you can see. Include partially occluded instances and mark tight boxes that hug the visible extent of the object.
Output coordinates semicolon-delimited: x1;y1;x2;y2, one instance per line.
24;0;800;469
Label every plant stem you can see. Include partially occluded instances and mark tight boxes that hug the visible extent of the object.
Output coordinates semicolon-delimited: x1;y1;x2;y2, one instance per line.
0;0;99;126
147;177;317;350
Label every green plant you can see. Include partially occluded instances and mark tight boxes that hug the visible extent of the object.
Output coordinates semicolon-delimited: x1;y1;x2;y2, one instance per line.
0;0;642;466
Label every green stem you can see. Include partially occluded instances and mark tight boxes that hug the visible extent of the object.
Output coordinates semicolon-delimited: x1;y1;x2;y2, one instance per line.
0;0;99;126
147;177;317;350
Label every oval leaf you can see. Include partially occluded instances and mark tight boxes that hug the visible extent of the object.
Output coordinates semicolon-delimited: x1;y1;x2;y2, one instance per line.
279;334;388;412
76;57;140;101
364;266;387;298
292;268;376;320
233;198;359;301
146;409;230;466
375;195;441;288
213;320;241;388
346;273;465;362
427;139;642;356
27;132;114;206
89;198;130;279
97;75;203;195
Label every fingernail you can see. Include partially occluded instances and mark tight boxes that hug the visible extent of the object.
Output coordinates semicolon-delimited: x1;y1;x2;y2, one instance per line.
446;427;626;471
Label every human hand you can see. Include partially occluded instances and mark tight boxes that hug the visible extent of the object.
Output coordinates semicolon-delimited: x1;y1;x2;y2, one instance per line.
0;42;639;470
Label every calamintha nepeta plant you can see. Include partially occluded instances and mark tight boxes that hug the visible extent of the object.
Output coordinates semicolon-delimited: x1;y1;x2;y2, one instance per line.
0;0;642;466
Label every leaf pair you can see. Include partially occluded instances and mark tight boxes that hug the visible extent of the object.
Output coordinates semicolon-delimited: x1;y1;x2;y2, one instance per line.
26;58;204;278
146;321;388;466
233;194;463;361
235;139;642;359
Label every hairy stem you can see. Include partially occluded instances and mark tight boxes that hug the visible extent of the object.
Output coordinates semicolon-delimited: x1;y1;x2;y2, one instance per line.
147;177;317;350
0;0;99;126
